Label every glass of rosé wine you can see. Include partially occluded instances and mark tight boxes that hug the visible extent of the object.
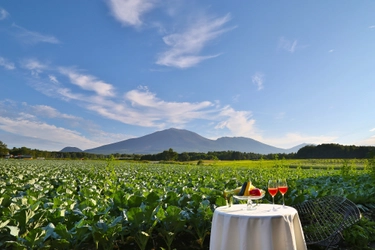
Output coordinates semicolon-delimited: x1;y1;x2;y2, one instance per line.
268;179;278;211
278;178;288;208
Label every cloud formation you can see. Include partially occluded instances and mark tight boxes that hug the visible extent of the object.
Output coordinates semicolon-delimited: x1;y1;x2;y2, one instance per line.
278;37;298;53
0;101;98;150
262;133;337;149
29;105;78;120
0;57;15;70
59;68;115;97
21;58;48;77
0;116;99;150
215;106;257;139
21;58;258;139
12;24;60;45
0;101;130;150
106;1;234;68
156;14;233;68
252;72;264;90
0;8;9;20
49;75;59;84
107;0;156;27
1;55;347;150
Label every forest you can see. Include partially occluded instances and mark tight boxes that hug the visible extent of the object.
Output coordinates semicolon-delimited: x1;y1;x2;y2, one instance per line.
2;141;375;161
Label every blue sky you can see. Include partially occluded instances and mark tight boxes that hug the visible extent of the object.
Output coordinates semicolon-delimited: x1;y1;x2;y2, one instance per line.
0;1;374;151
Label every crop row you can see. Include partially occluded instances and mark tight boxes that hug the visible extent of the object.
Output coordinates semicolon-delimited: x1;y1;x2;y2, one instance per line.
0;160;374;249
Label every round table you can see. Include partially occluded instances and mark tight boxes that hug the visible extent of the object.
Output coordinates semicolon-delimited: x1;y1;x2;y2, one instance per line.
209;204;307;250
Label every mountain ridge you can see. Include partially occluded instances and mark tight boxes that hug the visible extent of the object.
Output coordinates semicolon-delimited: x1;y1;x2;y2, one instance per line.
68;128;307;155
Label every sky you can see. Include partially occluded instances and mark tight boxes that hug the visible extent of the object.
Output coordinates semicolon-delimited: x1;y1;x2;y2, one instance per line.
0;1;375;152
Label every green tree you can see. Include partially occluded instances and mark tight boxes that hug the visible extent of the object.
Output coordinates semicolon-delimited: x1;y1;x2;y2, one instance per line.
0;140;8;156
162;148;178;161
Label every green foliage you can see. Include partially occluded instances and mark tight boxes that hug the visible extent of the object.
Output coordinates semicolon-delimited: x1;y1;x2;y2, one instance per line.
0;140;8;156
340;159;356;178
296;143;375;159
156;206;185;250
0;160;374;249
342;217;375;249
370;157;375;179
197;160;204;165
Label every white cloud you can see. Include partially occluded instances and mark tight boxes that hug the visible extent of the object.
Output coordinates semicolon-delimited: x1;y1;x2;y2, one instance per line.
328;49;334;53
12;23;60;45
21;58;47;70
278;37;298;53
59;68;115;97
30;105;77;120
29;73;217;128
263;133;337;149
0;57;15;70
359;128;375;145
215;106;258;139
156;14;234;68
359;137;375;146
21;58;48;76
252;72;264;90
0;8;9;20
80;87;215;128
0;101;131;150
369;25;375;29
125;88;213;121
18;58;260;144
0;116;100;150
49;75;59;84
16;57;260;144
30;68;258;134
107;0;156;27
232;94;240;103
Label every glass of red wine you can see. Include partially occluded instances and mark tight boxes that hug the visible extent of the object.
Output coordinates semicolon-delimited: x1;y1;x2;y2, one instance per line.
278;178;288;208
268;179;278;211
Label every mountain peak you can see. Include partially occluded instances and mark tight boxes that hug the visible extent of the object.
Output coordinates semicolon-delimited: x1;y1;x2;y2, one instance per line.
84;128;306;155
60;147;83;152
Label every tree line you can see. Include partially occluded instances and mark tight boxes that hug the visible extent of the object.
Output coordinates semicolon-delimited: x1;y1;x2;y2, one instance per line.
295;143;375;159
1;141;374;161
139;148;294;161
140;144;375;161
0;142;108;160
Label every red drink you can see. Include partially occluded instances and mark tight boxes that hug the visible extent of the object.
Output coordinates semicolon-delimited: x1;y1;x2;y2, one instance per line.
268;187;278;197
279;186;288;195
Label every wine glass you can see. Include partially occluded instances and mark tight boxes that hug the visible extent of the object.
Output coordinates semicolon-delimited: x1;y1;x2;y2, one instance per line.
223;190;233;208
278;178;288;208
268;179;278;211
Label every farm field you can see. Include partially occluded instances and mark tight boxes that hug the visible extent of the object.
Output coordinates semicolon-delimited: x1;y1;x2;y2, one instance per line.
197;158;370;170
0;159;374;250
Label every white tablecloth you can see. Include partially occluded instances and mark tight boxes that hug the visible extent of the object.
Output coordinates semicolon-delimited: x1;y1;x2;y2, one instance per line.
209;204;307;250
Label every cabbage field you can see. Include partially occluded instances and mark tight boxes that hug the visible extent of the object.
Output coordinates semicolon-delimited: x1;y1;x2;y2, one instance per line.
0;159;374;250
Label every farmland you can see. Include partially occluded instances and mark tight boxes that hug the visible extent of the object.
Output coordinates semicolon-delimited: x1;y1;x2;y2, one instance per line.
0;159;375;249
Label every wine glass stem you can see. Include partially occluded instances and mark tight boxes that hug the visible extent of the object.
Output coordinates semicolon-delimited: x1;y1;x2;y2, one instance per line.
282;194;285;207
272;196;275;209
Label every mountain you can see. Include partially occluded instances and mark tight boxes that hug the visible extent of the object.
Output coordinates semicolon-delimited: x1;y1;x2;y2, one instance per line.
84;128;306;155
284;143;310;154
60;147;83;152
85;128;215;154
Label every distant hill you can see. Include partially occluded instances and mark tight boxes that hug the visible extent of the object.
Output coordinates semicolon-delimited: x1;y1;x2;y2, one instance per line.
285;143;310;154
60;147;83;153
84;128;306;155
